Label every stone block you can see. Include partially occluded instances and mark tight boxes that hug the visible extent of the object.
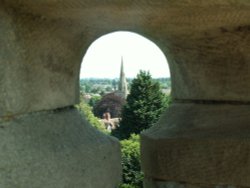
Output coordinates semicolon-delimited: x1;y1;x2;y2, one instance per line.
0;108;121;188
144;179;244;188
141;103;250;187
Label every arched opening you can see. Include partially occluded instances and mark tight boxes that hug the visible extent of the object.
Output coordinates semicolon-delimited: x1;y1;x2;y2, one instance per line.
80;31;170;79
79;31;171;131
77;31;171;187
2;2;248;188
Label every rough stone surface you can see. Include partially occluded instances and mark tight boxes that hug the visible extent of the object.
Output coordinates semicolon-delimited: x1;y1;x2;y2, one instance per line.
144;179;246;188
141;103;250;187
0;108;121;188
2;1;250;117
2;0;250;187
0;4;85;117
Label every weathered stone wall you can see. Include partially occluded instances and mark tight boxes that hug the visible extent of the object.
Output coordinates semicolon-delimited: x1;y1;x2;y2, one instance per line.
0;3;85;116
1;0;250;187
142;104;250;187
0;108;121;188
0;1;123;187
144;179;247;188
140;1;250;188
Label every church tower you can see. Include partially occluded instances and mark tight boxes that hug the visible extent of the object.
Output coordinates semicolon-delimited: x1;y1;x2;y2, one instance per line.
118;57;128;98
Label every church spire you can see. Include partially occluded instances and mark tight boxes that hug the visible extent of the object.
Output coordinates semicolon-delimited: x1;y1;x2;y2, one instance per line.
118;57;128;98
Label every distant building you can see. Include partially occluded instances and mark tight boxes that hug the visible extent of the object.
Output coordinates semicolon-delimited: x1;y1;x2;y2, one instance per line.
94;58;128;120
94;57;128;124
114;57;128;99
99;112;120;131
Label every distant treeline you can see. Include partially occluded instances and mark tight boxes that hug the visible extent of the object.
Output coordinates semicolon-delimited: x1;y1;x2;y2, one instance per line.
80;77;171;93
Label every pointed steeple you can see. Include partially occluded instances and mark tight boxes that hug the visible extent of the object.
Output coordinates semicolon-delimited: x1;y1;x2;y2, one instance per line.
118;57;128;98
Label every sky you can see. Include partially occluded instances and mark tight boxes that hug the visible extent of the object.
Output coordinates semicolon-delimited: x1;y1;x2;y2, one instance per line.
80;31;170;79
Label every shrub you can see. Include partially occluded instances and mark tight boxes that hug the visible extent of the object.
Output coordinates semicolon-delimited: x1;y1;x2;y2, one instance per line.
76;101;108;134
119;184;138;188
120;134;143;188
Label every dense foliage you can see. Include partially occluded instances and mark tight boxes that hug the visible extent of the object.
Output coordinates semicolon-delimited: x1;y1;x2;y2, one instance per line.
76;101;108;134
79;74;172;187
88;95;101;108
113;71;169;139
119;134;143;188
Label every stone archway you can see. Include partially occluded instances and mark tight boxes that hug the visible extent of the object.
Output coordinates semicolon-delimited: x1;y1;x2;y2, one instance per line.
1;1;250;188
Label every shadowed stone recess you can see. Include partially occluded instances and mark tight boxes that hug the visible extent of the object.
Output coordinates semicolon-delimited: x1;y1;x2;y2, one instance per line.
0;108;121;188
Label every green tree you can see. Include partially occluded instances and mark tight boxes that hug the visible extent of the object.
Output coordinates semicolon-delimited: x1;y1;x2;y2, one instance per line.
113;71;168;139
119;134;143;188
76;101;108;134
88;95;101;108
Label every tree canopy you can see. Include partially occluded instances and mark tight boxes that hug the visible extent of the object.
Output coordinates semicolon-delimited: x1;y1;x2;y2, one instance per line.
76;101;108;134
119;134;143;188
93;92;126;118
113;71;169;139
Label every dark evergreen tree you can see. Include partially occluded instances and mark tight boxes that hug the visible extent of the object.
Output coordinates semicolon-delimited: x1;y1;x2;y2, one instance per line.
113;71;168;140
